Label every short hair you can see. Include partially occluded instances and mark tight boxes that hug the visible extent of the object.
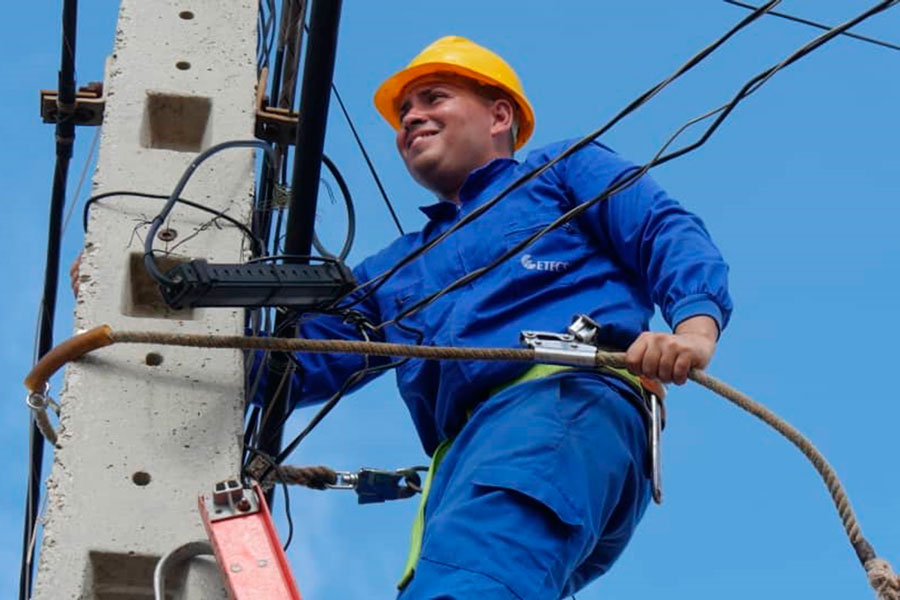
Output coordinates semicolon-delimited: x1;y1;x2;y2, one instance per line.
471;83;519;153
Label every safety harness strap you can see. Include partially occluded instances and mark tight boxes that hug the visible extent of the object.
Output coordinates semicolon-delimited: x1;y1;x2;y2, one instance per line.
398;437;453;589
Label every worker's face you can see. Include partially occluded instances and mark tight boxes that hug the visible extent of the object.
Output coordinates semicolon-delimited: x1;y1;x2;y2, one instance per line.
395;77;510;200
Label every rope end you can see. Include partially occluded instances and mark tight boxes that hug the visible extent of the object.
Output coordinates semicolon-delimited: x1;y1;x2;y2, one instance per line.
866;558;900;600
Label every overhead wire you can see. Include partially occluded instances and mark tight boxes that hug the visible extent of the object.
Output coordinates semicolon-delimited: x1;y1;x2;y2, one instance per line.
257;0;277;72
278;0;306;111
61;126;100;236
329;0;787;313
724;0;900;52
330;79;405;236
21;1;79;597
377;0;899;331
300;20;404;235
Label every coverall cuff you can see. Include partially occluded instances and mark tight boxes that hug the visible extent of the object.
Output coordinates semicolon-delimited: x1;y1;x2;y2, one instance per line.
668;295;725;338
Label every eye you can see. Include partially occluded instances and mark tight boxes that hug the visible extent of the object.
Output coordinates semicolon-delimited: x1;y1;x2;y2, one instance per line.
398;101;411;121
427;90;447;103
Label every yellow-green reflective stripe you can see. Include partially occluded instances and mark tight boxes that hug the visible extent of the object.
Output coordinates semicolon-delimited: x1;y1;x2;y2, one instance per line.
492;363;644;398
397;363;644;589
397;437;453;589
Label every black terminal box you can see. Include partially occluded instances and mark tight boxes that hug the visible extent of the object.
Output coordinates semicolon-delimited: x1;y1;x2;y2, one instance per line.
160;259;355;309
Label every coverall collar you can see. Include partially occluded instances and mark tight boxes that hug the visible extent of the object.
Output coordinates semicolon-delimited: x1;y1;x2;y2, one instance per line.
419;157;518;221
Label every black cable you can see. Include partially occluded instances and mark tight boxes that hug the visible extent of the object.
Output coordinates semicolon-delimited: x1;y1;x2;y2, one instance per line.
143;140;277;287
300;20;403;236
257;0;277;72
83;191;265;256
245;254;339;265
242;405;261;466
266;320;423;468
724;0;900;52
654;0;898;166
242;447;294;551
311;153;356;261
377;0;899;331
21;2;78;598
278;0;306;111
330;0;786;313
331;80;405;235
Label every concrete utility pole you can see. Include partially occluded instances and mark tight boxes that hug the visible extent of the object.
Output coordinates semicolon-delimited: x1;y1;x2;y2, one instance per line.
33;1;258;597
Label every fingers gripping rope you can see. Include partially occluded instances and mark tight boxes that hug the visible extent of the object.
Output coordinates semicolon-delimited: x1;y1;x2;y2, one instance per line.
24;326;899;596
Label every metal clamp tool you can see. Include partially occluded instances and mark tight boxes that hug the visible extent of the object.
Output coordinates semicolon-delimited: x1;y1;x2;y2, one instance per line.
327;466;427;504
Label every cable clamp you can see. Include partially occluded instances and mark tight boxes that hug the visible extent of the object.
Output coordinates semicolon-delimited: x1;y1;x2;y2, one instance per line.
520;330;598;368
327;467;427;504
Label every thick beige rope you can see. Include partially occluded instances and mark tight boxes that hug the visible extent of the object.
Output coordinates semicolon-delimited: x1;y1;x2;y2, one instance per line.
32;408;58;448
109;330;536;363
276;465;337;490
25;327;898;597
868;559;900;600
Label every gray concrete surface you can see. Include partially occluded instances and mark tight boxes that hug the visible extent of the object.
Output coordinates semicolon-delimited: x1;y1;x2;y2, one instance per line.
33;1;258;597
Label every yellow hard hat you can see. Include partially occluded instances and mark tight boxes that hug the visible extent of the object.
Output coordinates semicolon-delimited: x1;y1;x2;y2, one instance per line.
374;36;535;150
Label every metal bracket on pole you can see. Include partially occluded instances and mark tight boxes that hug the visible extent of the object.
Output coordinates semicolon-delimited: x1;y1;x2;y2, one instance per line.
255;67;299;146
39;57;111;127
199;481;302;599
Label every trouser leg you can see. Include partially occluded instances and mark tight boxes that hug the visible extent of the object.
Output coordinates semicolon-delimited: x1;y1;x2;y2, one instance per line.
398;372;650;600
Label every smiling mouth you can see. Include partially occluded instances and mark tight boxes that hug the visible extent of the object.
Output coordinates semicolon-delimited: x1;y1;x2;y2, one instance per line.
408;131;438;150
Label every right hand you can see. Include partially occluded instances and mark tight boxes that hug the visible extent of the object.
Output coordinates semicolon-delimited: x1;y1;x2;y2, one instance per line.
70;250;83;297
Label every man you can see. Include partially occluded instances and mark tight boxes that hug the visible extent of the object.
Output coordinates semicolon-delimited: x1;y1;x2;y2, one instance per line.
71;34;729;599
288;36;731;599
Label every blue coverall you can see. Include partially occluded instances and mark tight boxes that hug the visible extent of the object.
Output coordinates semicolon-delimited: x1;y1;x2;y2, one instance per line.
280;139;733;599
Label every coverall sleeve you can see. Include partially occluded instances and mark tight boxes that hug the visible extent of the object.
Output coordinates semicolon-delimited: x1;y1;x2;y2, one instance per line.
249;260;390;411
562;141;733;332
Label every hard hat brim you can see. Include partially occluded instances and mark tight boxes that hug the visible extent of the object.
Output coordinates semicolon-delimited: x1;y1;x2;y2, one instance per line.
374;62;535;150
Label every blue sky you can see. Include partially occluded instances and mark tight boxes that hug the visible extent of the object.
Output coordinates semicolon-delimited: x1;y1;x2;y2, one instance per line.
3;1;899;598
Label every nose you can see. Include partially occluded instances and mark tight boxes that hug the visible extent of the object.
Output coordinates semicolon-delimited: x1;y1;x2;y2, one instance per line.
400;104;426;132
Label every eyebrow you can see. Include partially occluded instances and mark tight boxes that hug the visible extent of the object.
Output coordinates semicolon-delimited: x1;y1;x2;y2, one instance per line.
399;86;438;116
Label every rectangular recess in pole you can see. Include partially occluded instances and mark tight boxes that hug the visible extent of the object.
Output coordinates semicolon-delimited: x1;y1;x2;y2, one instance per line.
199;481;302;599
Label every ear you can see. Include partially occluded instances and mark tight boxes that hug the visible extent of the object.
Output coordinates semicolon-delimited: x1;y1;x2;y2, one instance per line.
489;97;514;139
